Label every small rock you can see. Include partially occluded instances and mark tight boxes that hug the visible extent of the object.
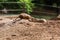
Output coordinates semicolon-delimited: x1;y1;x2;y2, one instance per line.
0;23;5;27
30;18;47;23
0;19;3;20
37;19;47;23
39;19;47;23
6;38;11;40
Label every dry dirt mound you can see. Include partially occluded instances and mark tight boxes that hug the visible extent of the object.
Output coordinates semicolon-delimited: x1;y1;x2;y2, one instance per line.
0;13;60;40
0;18;60;40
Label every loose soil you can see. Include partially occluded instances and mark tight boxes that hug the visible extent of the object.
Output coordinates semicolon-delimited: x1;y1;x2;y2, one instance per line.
0;16;60;40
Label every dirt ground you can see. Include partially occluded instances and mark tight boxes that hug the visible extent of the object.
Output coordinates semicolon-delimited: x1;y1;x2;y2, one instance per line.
0;16;60;40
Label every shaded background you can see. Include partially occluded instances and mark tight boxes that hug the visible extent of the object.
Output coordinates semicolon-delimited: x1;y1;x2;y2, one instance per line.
0;0;60;19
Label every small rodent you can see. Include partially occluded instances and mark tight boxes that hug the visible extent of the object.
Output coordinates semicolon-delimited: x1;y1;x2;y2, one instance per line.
13;13;47;23
18;13;32;19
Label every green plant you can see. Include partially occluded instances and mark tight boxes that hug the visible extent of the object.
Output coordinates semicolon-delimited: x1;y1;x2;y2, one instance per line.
18;0;34;14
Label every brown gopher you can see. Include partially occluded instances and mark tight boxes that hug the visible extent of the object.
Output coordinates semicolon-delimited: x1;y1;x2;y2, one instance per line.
18;13;32;19
13;13;47;23
13;13;32;23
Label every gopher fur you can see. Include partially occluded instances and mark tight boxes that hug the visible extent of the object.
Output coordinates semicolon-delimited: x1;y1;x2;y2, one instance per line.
18;13;32;19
